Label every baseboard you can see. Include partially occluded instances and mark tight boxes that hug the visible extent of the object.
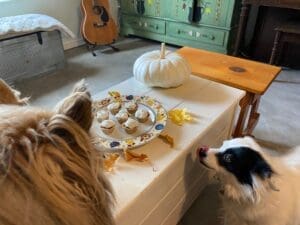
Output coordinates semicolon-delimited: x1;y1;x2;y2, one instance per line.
62;37;85;50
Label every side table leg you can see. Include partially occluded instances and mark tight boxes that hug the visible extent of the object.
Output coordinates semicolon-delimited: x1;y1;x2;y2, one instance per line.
233;1;250;56
232;92;253;137
269;31;282;65
245;95;261;136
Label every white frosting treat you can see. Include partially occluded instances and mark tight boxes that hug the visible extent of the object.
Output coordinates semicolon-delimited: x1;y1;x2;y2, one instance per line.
96;110;109;122
116;110;129;120
135;109;149;119
100;119;115;129
124;118;139;129
125;101;137;110
107;102;121;111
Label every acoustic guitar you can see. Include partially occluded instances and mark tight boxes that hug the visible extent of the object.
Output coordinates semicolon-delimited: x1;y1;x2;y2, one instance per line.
81;0;118;46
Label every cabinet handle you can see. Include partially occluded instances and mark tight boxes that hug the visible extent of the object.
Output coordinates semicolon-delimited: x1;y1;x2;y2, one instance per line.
202;34;215;40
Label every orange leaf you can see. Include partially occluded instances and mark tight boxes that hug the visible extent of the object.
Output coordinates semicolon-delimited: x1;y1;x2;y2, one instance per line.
103;153;120;172
123;150;149;162
159;134;174;147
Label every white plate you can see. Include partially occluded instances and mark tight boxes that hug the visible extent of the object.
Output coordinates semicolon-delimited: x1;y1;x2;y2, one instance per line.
92;95;168;150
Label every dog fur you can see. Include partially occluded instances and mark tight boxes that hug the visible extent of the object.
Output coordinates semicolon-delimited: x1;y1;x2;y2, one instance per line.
0;79;115;225
198;136;300;225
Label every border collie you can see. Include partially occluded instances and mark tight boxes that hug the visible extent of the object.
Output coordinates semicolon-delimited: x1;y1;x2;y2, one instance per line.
198;136;300;225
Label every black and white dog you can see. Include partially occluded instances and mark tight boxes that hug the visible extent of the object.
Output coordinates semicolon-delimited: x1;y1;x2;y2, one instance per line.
198;136;300;225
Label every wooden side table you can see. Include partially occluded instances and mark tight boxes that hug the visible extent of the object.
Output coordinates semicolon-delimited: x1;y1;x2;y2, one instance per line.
178;47;282;137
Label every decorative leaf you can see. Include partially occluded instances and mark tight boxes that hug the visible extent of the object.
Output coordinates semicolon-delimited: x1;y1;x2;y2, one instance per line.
123;150;149;162
204;8;212;14
159;134;174;147
108;91;122;102
103;153;120;172
168;108;193;126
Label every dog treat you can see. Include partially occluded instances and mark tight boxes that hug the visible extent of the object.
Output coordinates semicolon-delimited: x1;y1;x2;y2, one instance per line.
100;119;115;134
115;109;129;124
135;109;150;123
123;118;139;134
107;102;121;115
96;110;109;122
125;101;138;114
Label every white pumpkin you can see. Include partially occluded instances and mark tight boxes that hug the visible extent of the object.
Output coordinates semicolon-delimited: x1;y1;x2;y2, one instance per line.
133;43;191;88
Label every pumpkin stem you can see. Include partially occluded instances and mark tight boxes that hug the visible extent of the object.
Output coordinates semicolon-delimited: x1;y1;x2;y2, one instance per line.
160;43;166;59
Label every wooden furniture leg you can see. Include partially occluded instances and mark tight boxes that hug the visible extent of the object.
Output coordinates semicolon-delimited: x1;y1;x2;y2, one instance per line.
245;94;261;136
233;92;261;137
269;31;282;64
232;92;253;137
233;1;250;56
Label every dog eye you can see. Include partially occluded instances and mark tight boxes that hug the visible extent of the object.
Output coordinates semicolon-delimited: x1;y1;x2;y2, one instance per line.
223;153;233;163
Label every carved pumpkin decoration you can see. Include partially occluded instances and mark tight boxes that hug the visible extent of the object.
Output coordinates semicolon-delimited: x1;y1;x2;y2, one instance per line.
133;43;191;88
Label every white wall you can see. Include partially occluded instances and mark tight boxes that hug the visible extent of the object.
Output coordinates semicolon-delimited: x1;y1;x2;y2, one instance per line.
0;0;119;49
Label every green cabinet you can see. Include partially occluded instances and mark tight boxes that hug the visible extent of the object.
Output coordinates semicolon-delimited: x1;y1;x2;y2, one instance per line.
120;0;241;53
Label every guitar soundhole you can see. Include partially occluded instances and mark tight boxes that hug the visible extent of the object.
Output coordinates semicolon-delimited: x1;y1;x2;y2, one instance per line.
93;5;109;26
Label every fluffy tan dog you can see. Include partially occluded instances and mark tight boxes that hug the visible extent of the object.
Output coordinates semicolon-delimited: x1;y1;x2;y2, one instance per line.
0;79;115;225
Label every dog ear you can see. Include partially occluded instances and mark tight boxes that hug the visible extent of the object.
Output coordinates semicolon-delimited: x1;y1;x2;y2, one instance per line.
0;146;11;181
253;158;274;180
0;79;28;105
71;79;91;97
253;158;280;192
55;80;93;131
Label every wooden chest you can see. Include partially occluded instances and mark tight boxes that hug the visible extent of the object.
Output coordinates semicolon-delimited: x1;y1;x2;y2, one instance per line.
0;30;65;83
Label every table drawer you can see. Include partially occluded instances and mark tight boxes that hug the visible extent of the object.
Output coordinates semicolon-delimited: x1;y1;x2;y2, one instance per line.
166;22;226;46
122;15;166;34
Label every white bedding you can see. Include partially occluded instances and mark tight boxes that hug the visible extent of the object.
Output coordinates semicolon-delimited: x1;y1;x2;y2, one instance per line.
0;14;75;40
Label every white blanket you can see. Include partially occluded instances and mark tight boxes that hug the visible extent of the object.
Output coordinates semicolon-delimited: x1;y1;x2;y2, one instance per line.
0;14;75;40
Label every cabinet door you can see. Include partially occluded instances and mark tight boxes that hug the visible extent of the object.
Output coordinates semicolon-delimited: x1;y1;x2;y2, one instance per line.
193;0;233;27
120;0;163;17
165;0;195;23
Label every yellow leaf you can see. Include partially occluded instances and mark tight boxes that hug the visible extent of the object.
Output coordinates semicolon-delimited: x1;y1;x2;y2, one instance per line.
108;91;121;101
168;108;193;126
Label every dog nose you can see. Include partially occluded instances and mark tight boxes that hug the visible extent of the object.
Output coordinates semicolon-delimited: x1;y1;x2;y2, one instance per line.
197;146;209;158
